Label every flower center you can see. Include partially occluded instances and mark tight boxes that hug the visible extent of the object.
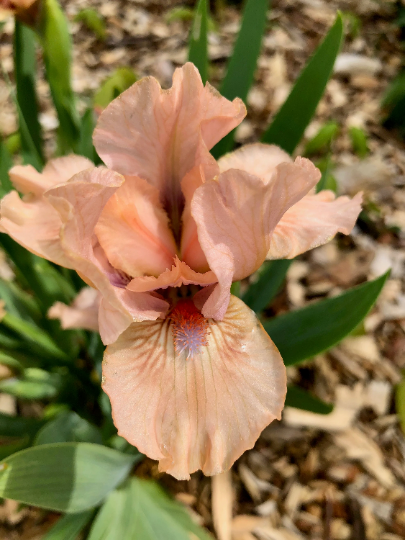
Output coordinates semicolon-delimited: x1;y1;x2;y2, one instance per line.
169;300;209;359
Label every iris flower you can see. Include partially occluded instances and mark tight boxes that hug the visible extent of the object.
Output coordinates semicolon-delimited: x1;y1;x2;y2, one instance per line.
0;63;362;479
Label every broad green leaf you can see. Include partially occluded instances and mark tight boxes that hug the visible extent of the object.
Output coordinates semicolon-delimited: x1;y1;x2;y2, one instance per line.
213;0;270;157
0;412;45;438
0;140;13;196
0;368;62;400
188;0;209;84
242;259;292;313
94;68;137;110
396;377;405;435
264;271;389;366
37;0;80;153
88;478;212;540
0;443;136;512
43;509;94;540
35;411;102;445
74;8;106;40
14;22;44;165
285;386;333;414
262;13;343;154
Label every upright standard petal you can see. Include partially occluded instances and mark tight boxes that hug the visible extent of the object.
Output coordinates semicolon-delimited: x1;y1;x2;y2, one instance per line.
95;175;177;278
218;143;292;184
9;155;93;196
46;168;169;344
268;191;363;259
93;63;245;224
191;158;321;319
102;295;286;480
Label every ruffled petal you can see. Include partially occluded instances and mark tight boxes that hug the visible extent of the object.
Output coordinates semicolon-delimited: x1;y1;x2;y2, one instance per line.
218;143;291;184
268;191;363;259
95;175;177;278
93;63;245;215
0;192;71;266
48;287;100;331
102;295;286;480
9;155;93;196
45;168;169;344
191;158;321;319
127;256;217;293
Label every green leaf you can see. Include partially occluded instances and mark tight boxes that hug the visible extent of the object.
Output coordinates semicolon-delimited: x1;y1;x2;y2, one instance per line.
35;411;103;445
0;437;30;461
74;8;106;41
396;377;405;435
262;13;343;154
88;478;212;540
37;0;80;154
43;510;94;540
0;140;13;196
0;412;45;438
1;314;68;361
14;22;44;165
285;386;333;414
304;121;339;156
94;68;137;110
213;0;270;157
0;235;76;313
0;368;62;400
242;259;292;313
264;271;389;366
349;126;369;158
0;278;41;323
188;0;209;84
0;443;136;512
78;108;97;162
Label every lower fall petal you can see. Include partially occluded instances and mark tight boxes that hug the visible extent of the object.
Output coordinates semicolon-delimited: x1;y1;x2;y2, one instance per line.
102;295;286;480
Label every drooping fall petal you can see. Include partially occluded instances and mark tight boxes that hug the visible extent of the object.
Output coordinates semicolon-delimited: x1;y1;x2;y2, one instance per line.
127;256;217;293
48;287;100;331
218;143;292;184
45;168;169;344
93;63;245;220
0;193;71;266
268;191;363;259
191;158;321;319
102;295;286;480
9;155;93;196
95;175;177;278
0;155;94;266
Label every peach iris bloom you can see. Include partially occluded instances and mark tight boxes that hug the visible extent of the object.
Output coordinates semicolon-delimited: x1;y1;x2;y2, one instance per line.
0;63;362;479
